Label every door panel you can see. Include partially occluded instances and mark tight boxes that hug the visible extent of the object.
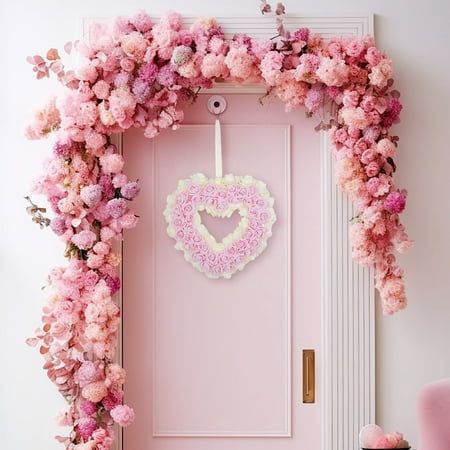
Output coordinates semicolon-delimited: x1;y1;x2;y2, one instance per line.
123;94;321;450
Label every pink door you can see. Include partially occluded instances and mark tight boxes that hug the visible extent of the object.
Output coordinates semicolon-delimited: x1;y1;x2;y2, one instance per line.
123;93;321;450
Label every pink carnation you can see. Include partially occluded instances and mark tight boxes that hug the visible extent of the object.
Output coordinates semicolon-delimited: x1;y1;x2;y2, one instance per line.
77;417;97;441
102;389;123;411
384;191;406;214
79;400;97;417
110;405;135;427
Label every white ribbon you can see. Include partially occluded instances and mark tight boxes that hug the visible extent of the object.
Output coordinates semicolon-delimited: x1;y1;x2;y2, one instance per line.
215;119;223;178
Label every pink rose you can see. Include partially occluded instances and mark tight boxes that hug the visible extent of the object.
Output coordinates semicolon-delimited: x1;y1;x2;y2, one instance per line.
365;161;380;177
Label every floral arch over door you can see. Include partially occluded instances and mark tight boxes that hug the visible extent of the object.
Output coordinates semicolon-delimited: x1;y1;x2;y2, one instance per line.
25;4;411;449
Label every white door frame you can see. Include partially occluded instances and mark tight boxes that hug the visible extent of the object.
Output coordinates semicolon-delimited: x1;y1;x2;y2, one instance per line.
85;13;376;450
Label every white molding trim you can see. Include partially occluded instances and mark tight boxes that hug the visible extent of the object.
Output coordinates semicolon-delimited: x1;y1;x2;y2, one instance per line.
320;132;375;450
82;13;376;450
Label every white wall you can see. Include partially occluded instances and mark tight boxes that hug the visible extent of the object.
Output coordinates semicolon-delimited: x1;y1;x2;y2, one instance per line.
1;1;449;449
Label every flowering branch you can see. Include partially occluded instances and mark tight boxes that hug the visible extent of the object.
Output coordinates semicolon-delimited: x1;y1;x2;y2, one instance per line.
25;196;50;228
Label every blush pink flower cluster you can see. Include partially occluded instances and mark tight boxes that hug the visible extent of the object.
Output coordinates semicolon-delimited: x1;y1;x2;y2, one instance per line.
360;424;410;449
26;7;410;450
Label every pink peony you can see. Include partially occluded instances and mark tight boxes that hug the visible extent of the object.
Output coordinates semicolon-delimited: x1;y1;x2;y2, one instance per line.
200;54;229;79
376;138;396;158
316;57;349;87
340;107;370;129
365;46;383;66
110;405;135;427
121;32;148;62
366;174;391;197
369;58;393;89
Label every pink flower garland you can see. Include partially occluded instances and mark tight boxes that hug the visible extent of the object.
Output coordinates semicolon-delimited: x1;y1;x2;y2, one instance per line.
25;7;411;449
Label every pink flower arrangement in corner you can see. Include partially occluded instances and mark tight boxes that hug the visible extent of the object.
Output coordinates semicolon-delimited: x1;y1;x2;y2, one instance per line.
25;2;411;449
360;424;411;449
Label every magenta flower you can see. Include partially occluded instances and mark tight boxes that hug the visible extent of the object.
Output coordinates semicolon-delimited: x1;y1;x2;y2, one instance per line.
384;191;406;214
77;417;97;440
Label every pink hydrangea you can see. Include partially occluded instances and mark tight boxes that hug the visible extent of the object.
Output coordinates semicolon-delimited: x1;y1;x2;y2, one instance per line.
100;153;125;174
304;84;325;113
260;51;284;86
224;45;254;81
82;381;108;403
110;405;135;427
72;230;96;250
106;198;128;219
80;185;103;207
131;10;153;32
50;216;67;236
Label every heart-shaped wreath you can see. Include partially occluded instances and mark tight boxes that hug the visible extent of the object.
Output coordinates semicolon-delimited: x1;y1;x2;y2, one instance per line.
164;173;276;278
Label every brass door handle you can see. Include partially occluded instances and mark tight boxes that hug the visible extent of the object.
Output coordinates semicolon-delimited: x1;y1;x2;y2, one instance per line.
302;349;315;403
